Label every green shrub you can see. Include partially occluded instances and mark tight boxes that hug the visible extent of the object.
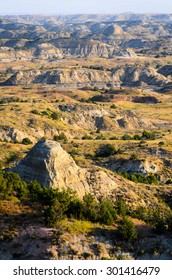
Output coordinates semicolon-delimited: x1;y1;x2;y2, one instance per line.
51;112;60;120
98;198;117;225
166;179;172;185
142;130;155;140
122;134;131;140
159;141;165;146
118;217;137;241
82;135;93;140
41;110;49;116
69;149;79;158
109;136;118;140
115;197;128;216
44;204;59;227
96;134;106;140
67;198;84;220
118;172;158;184
0;171;28;199
31;109;39;114
22;138;33;145
130;153;138;160
54;133;67;142
146;174;158;184
27;180;43;201
133;134;141;140
131;206;148;221
44;188;78;225
90;66;104;71
110;104;117;109
96;144;117;157
82;194;99;222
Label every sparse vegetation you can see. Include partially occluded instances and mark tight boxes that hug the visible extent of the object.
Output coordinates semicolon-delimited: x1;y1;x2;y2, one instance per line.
0;13;172;260
110;104;117;109
130;153;138;160
118;217;137;241
142;130;155;140
22;138;33;145
54;133;67;142
117;172;159;184
31;109;39;115
122;134;131;140
0;169;172;259
96;144;117;157
82;134;93;140
51;112;60;120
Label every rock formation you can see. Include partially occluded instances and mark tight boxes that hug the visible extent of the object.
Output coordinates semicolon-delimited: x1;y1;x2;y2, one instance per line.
11;140;118;198
106;158;163;175
3;66;169;88
158;65;172;77
0;126;29;143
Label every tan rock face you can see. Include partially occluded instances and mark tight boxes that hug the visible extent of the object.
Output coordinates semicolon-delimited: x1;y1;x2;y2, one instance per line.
11;140;119;198
12;140;90;197
0;126;29;142
7;141;171;209
107;158;162;175
12;140;161;203
4;66;168;88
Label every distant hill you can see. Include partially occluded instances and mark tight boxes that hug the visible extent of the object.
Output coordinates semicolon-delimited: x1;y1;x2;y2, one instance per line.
3;13;172;25
0;15;172;62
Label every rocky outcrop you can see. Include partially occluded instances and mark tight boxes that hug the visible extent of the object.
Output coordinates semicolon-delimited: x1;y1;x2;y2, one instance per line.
112;66;168;87
33;43;63;59
4;69;112;86
106;158;163;175
114;48;137;58
59;104;109;130
1;223;172;260
11;140;89;196
11;140;118;198
158;65;172;77
4;70;41;85
55;41;116;58
0;15;172;62
3;65;169;88
0;126;29;143
103;24;132;41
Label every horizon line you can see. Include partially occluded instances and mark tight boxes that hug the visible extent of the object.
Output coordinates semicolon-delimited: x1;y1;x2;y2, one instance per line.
1;12;172;16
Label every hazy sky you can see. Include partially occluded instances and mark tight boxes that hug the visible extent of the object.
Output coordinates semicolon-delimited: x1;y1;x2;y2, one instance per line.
0;0;172;15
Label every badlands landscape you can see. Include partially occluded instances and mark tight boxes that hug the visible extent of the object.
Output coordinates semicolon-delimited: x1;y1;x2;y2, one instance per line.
0;14;172;260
